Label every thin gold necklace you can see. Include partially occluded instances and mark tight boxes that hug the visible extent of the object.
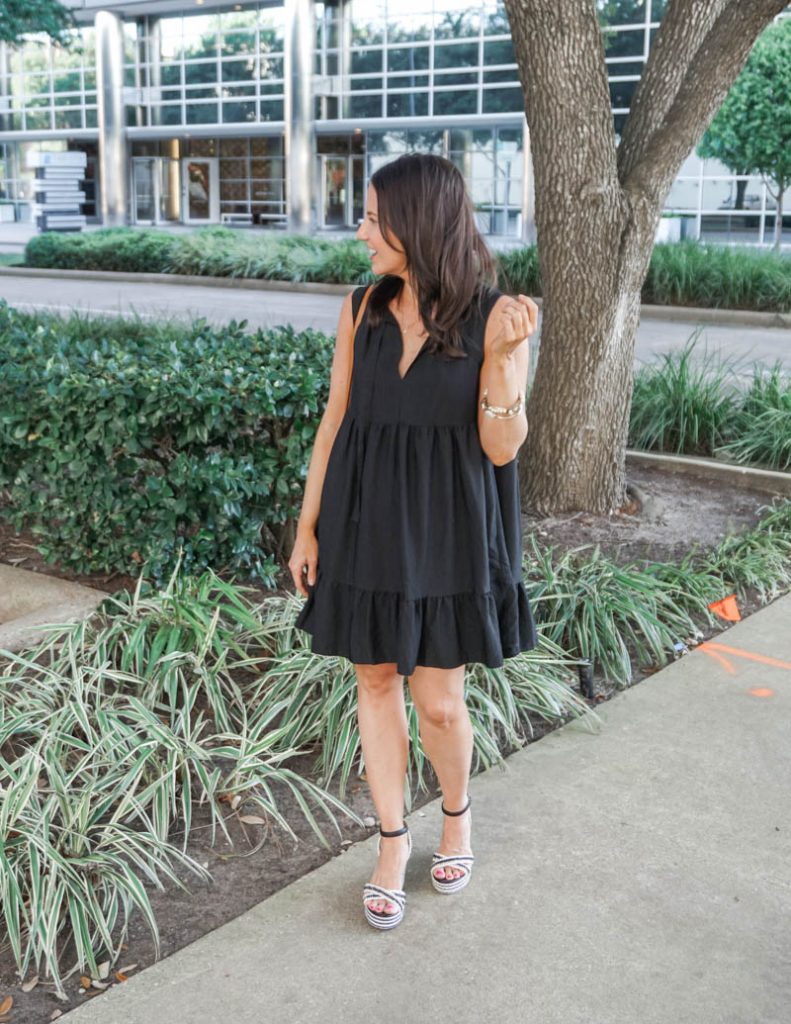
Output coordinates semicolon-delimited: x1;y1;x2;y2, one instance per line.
393;302;427;335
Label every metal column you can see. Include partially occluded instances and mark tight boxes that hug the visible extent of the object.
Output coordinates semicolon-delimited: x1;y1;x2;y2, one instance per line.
148;16;162;127
0;42;10;134
284;0;316;234
95;10;128;225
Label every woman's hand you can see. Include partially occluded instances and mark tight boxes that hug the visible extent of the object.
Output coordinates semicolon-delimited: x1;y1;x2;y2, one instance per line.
490;294;539;361
289;527;319;598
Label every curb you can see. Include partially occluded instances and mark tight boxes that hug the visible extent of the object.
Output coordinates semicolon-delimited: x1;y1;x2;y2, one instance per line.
0;265;787;327
625;448;791;497
637;303;789;329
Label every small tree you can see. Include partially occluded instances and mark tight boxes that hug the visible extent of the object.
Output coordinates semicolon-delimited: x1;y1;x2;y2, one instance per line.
698;19;791;251
0;0;75;45
502;0;789;516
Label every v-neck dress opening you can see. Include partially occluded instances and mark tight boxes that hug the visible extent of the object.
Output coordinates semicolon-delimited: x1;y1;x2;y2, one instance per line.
384;306;429;382
294;280;538;677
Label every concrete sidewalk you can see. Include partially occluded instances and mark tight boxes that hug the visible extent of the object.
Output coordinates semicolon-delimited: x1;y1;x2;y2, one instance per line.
65;591;791;1024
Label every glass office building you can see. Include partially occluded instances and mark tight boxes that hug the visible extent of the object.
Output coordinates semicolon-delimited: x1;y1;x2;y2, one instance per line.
0;0;788;244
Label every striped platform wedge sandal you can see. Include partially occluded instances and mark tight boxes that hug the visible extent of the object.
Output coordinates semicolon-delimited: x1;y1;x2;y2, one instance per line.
431;793;475;895
362;823;412;930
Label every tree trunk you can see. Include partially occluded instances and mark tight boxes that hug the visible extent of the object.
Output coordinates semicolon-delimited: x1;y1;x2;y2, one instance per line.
503;0;789;516
774;187;785;252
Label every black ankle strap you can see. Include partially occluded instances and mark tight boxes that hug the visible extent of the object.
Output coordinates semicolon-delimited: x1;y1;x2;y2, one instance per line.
379;823;409;837
441;794;471;816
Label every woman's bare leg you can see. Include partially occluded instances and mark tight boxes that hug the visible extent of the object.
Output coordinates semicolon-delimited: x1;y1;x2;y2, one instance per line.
407;664;472;881
356;662;411;915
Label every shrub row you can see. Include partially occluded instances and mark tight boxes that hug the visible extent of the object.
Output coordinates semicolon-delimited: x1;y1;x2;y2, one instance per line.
23;228;791;312
0;302;332;584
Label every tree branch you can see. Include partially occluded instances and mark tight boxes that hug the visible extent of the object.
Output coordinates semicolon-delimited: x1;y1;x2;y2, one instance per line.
618;0;789;201
617;0;729;181
503;0;620;213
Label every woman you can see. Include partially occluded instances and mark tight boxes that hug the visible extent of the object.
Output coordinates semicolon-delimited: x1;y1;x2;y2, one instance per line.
289;153;538;930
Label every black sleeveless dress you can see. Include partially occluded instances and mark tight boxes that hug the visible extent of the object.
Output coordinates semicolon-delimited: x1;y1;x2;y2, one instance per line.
293;281;538;677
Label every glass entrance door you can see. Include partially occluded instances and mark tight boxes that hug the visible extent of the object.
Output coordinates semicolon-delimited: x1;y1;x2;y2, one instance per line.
319;154;365;228
132;156;181;224
322;155;347;227
181;158;219;223
132;158;157;223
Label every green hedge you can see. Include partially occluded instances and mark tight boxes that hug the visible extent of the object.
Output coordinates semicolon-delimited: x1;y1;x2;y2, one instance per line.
0;301;332;584
25;226;376;284
24;227;180;273
22;228;791;312
642;240;791;312
1;300;789;585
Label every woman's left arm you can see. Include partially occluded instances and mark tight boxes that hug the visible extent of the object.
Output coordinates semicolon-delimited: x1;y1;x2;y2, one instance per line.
477;293;538;466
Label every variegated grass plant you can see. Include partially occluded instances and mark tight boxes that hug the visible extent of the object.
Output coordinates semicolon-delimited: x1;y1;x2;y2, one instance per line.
0;552;591;995
629;330;791;472
714;362;791;471
628;327;742;457
524;496;791;684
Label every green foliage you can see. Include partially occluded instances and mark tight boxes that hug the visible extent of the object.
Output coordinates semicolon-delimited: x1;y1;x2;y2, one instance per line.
0;558;591;992
644;240;791;312
1;299;788;587
0;0;75;45
0;464;787;992
524;496;791;685
715;362;791;471
0;302;334;583
24;227;181;273
698;20;791;207
22;229;791;312
494;245;542;295
629;328;791;471
24;227;377;283
629;328;741;456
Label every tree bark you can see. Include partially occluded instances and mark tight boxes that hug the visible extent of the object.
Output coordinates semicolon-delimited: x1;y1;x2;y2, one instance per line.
503;0;788;516
774;188;785;252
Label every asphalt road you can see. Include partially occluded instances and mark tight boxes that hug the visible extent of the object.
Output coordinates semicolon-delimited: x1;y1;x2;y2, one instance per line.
0;272;787;377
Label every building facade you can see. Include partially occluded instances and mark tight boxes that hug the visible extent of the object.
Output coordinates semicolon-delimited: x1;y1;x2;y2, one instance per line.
0;0;788;245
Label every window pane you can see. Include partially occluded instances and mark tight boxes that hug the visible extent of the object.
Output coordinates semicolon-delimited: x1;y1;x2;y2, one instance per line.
665;178;699;210
385;15;430;43
609;78;638;109
434;9;480;39
222;59;256;82
482;88;522;113
433;90;477;116
387;46;429;72
483;38;514;65
597;0;647;22
601;27;646;58
186;102;218;123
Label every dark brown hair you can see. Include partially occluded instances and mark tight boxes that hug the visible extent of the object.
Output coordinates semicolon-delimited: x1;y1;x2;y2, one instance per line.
364;153;498;361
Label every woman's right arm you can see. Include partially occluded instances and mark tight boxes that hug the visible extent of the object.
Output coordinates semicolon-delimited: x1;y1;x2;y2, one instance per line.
288;290;356;597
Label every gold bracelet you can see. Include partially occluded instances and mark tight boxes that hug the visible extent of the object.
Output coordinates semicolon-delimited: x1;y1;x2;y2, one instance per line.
480;388;524;419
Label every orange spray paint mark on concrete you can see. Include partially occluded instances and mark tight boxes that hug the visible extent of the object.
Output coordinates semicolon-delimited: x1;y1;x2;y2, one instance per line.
700;646;737;674
708;594;741;621
748;687;776;698
700;641;791;672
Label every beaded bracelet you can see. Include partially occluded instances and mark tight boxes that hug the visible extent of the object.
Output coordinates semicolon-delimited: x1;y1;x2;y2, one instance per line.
480;388;524;419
